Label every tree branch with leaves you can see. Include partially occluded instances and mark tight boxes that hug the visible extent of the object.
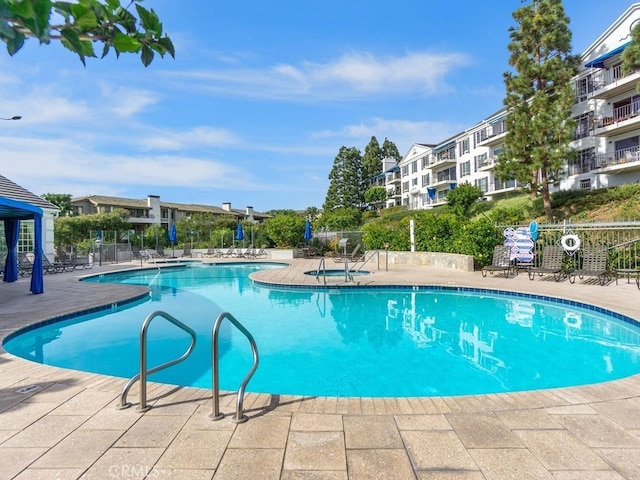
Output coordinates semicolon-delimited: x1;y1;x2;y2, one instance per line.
0;0;174;66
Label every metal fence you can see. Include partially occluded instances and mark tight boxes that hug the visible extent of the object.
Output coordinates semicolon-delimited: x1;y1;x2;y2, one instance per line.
499;221;640;270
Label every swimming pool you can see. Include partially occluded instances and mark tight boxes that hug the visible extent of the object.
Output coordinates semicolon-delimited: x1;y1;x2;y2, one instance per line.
5;262;640;397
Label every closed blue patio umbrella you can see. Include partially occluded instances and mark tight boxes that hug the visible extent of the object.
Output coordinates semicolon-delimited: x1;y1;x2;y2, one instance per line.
304;220;313;242
235;222;244;246
169;224;177;257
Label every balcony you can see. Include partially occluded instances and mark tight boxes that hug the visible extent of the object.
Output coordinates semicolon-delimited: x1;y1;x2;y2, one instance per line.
386;188;402;200
385;172;402;184
589;67;640;100
594;102;640;136
430;153;456;168
488;179;520;195
477;129;507;147
430;176;457;189
477;156;497;172
594;146;640;173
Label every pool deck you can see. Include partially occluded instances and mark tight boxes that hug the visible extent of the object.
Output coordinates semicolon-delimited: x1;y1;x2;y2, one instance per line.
1;258;640;479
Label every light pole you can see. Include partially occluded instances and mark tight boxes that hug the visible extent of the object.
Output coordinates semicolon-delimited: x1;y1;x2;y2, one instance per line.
0;116;21;121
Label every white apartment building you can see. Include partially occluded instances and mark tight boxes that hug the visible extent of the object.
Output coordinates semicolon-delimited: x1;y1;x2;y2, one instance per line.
390;3;640;210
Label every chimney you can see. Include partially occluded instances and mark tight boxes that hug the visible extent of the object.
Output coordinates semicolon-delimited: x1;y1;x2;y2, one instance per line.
246;206;255;222
222;202;231;212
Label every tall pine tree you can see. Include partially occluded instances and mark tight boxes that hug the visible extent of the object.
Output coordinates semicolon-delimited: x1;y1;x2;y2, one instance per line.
323;146;365;211
381;138;402;164
362;136;383;181
496;0;579;220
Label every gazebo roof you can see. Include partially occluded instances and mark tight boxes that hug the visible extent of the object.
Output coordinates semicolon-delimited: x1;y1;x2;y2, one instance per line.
0;175;59;219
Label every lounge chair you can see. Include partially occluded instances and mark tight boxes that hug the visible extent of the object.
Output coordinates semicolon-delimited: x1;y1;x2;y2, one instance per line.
568;247;611;285
17;253;33;276
55;247;78;271
18;253;59;275
221;247;236;258
142;249;164;262
204;247;221;257
44;254;74;273
253;246;268;258
481;245;514;278
528;245;566;281
182;245;192;258
304;247;320;258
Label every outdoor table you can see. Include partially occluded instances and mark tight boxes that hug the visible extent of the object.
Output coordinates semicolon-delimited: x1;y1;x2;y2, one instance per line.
613;268;640;285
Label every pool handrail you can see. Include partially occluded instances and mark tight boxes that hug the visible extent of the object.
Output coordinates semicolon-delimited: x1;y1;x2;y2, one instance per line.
316;257;327;284
210;311;260;423
118;310;197;412
348;250;379;279
316;250;380;283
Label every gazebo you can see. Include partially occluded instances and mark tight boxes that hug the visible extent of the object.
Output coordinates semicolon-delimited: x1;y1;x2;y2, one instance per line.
1;175;59;294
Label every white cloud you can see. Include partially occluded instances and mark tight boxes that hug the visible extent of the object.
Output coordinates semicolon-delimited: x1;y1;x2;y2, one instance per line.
102;86;160;117
0;136;249;193
138;126;241;151
311;117;466;155
166;50;470;101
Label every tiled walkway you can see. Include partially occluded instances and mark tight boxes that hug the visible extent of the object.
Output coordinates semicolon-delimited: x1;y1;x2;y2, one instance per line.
1;258;640;479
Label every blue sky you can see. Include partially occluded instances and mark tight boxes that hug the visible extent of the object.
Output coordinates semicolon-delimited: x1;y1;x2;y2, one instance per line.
0;0;635;212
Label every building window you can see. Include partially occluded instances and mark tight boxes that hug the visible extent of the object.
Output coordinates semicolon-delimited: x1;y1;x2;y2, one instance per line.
458;137;470;156
475;177;488;193
411;177;418;187
401;165;409;177
460;161;471;177
17;220;35;253
573;74;594;103
474;129;488;147
411;160;418;174
474;153;489;169
436;166;456;183
421;155;429;169
568;147;595;175
402;181;409;193
580;179;591;189
490;118;506;136
421;173;430;187
573;111;594;140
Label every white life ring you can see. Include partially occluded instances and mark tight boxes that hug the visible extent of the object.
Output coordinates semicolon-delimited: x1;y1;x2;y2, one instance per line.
561;234;581;252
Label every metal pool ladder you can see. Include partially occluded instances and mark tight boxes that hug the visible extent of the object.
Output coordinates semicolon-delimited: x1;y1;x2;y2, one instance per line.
118;310;259;424
210;312;260;423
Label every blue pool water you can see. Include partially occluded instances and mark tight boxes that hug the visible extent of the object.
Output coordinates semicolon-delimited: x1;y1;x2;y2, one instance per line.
5;262;640;397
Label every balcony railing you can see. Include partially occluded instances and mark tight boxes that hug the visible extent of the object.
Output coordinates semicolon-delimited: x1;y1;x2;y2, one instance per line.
386;172;401;184
580;65;633;97
595;145;640;167
566;162;597;175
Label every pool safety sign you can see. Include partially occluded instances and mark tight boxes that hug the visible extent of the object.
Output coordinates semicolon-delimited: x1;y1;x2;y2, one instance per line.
503;227;535;263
